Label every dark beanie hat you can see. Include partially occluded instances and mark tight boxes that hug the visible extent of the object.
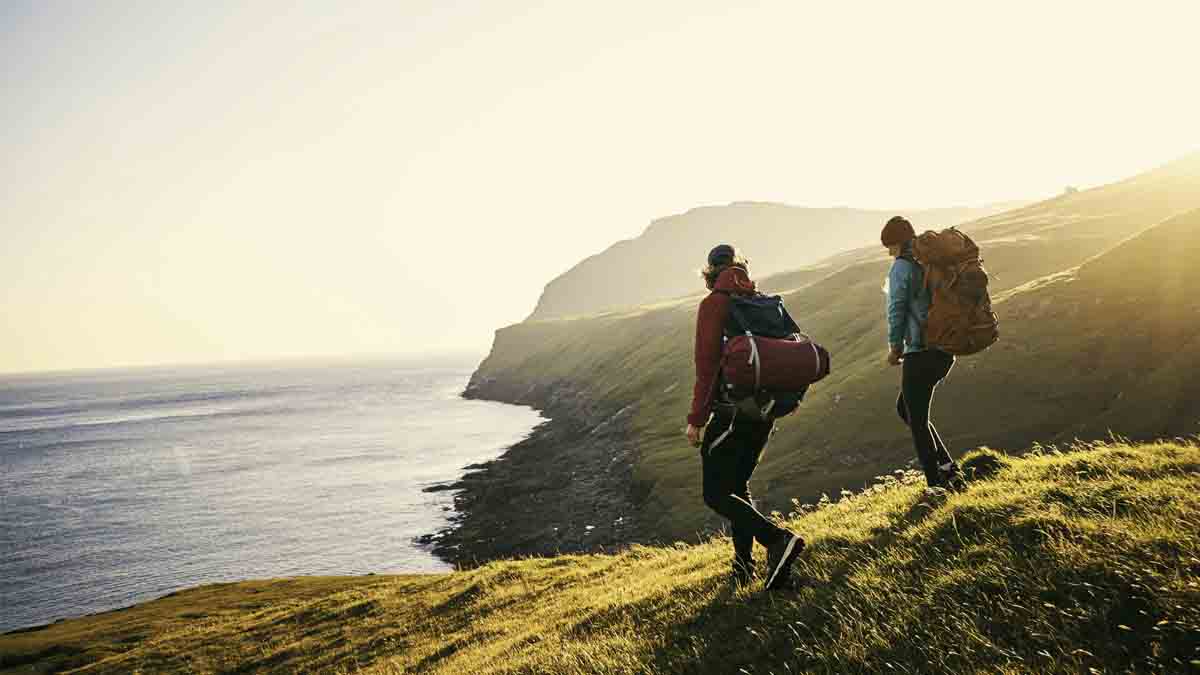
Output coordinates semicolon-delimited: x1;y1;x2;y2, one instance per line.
880;216;915;246
707;244;737;266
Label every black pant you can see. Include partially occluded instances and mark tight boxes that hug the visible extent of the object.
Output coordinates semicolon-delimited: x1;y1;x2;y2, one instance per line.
897;349;956;485
700;411;780;568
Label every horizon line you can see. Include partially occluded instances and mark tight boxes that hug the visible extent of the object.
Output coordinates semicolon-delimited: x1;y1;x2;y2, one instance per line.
0;349;490;379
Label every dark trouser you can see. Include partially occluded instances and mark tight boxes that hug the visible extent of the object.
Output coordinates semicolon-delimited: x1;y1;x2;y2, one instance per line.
700;411;781;569
897;349;957;485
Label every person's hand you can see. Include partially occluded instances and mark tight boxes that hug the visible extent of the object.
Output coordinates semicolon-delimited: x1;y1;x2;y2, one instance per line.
887;347;903;367
686;424;704;447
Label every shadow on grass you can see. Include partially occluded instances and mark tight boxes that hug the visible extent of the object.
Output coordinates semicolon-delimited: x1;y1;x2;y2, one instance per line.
641;486;960;674
642;448;1199;675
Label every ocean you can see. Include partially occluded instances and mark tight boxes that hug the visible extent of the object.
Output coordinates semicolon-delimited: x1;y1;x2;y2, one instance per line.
0;357;543;633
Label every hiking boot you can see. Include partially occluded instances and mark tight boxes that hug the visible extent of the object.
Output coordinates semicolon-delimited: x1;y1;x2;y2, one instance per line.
764;530;804;591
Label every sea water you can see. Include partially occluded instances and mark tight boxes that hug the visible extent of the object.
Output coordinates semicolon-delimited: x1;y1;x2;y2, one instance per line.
0;357;542;632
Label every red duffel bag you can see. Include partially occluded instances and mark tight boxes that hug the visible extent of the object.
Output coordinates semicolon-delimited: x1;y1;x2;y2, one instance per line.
721;334;831;396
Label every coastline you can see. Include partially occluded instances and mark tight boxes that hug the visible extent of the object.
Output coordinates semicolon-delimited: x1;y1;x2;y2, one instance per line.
417;375;646;567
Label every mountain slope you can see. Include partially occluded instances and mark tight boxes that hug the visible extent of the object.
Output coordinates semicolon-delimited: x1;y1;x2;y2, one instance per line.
458;152;1200;555
5;441;1198;673
528;202;1025;320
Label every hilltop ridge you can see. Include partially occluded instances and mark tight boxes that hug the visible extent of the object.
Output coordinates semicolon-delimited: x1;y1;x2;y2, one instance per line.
528;201;1026;320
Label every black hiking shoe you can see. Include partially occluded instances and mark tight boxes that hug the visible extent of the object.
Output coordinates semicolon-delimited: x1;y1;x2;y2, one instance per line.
764;531;804;591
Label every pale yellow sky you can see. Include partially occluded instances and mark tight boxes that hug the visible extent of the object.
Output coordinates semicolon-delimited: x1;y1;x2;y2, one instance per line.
3;1;1198;374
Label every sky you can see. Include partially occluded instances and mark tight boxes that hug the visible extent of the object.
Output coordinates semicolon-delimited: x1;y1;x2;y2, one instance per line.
3;1;1199;374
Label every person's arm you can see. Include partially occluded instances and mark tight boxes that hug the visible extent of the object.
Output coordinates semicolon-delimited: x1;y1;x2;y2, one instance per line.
886;260;911;357
687;293;728;430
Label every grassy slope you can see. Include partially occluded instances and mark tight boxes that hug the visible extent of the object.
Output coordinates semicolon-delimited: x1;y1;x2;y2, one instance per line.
473;153;1200;540
4;441;1198;673
0;577;401;673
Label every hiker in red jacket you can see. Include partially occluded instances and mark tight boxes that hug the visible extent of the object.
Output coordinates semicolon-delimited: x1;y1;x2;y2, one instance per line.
686;244;804;591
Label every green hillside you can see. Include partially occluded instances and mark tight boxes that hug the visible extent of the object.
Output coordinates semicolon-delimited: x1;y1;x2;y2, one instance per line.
528;201;1025;320
4;441;1198;673
467;153;1200;544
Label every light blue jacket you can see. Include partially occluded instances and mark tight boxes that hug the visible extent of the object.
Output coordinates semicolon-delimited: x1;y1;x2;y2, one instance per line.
886;255;931;354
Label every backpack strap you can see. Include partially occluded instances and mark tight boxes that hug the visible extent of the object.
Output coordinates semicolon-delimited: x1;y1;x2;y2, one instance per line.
707;408;737;454
723;296;762;393
747;333;761;392
715;290;753;333
900;252;931;293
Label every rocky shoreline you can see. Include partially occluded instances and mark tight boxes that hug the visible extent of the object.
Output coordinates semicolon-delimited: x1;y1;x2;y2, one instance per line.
415;375;646;567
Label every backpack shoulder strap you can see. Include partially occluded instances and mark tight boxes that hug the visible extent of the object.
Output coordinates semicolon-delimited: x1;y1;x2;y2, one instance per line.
725;294;752;335
900;253;933;293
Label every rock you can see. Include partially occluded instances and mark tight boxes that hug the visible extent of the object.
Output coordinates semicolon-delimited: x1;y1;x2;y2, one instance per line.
423;382;644;567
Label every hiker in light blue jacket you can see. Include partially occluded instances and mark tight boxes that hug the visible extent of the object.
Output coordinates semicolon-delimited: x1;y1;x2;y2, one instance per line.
881;216;965;490
886;245;930;355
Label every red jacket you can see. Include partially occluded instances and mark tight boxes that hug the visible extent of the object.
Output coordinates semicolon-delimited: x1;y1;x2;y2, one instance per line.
687;267;757;426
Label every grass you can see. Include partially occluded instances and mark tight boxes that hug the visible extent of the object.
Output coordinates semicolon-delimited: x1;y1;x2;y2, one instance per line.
3;440;1199;673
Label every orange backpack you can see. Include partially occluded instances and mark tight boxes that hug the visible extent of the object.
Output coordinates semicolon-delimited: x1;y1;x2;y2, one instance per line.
912;227;999;356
